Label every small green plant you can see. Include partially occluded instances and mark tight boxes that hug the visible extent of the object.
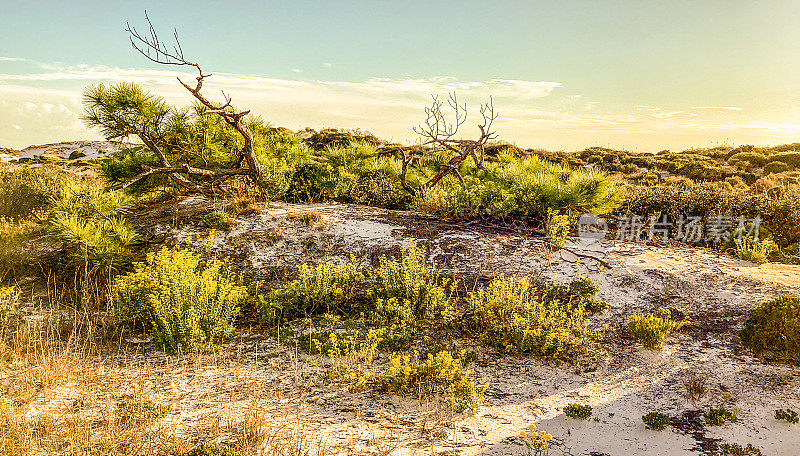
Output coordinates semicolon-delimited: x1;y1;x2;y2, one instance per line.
740;295;800;365
544;276;608;314
642;411;671;431
468;276;600;360
683;371;707;405
187;444;241;456
383;350;484;413
775;408;799;424
203;210;235;230
734;237;777;264
116;400;171;422
704;406;739;426
264;260;363;323
706;443;763;456
544;209;570;250
563;403;592;419
112;246;247;352
0;286;20;334
628;308;687;349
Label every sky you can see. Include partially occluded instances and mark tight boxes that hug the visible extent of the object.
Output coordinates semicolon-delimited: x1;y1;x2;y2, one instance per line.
1;0;799;151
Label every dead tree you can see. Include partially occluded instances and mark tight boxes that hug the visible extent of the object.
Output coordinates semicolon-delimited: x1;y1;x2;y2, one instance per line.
122;11;262;189
400;93;497;196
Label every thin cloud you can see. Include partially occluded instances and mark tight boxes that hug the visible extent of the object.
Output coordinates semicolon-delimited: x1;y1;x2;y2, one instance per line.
0;56;26;62
690;106;744;111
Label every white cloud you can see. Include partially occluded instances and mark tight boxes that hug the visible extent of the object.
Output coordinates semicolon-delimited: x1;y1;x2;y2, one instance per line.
690;106;744;111
0;56;26;62
323;62;333;68
291;68;303;73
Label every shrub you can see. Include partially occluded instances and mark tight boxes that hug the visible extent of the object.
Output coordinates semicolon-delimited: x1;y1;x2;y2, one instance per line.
412;153;622;222
544;209;570;249
264;260;363;323
642;411;671;431
384;350;484;413
563;403;592;419
520;423;554;454
775;408;799;424
368;241;455;330
0;164;72;220
111;247;247;352
46;180;140;275
116;400;171;422
707;443;763;456
468;276;600;360
203;210;235;230
704;407;738;426
733;238;777;264
187;444;241;456
0;286;19;334
321;329;383;392
543;276;608;314
764;160;790;174
740;295;800;365
99;146;162;187
628;308;687;349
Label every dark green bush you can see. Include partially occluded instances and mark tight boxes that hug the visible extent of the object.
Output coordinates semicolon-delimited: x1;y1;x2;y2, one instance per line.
707;443;763;456
764;160;790;174
543;276;608;314
740;295;800;365
563;403;592;419
704;407;738;426
642;411;671;431
775;408;799;424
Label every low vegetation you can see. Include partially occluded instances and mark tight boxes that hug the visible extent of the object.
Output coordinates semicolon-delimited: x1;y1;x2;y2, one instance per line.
642;411;671;431
628;308;687;349
563;403;593;420
740;295;800;365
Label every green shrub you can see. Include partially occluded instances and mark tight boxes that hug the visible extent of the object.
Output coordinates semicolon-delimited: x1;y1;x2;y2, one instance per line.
187;444;241;456
384;350;484;413
775;408;799;424
707;443;763;456
543;276;608;314
734;238;777;264
704;407;738;426
412;153;622;222
46;180;140;274
368;241;455;330
321;329;382;392
0;286;20;334
116;400;171;422
740;295;800;365
203;210;235;230
642;411;671;431
544;209;570;249
112;247;247;352
468;276;600;360
264;260;364;323
764;161;790;174
563;403;592;419
99;146;162;187
0;164;72;220
628;308;687;349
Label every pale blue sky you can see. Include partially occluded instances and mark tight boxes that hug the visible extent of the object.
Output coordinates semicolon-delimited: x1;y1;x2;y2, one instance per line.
1;0;799;150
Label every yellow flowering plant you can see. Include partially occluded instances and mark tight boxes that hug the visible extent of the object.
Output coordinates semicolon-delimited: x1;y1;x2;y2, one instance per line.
521;424;553;455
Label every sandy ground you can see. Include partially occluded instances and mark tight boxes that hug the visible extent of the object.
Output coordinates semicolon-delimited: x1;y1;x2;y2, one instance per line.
18;199;800;455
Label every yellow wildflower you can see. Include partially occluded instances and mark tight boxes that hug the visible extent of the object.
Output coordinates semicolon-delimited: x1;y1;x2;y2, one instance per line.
543;433;553;441
520;430;527;438
528;423;537;431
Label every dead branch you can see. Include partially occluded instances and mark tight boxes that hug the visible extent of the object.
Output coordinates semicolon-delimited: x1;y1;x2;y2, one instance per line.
404;93;497;196
124;11;262;189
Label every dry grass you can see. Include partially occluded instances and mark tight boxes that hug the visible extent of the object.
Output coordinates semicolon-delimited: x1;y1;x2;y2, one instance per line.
287;210;325;229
